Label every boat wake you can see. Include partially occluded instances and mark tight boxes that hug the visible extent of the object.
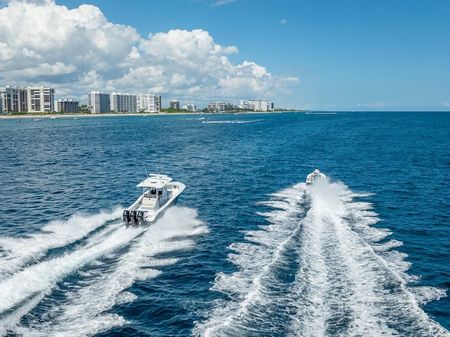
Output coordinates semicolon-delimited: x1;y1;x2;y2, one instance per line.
0;207;122;279
0;207;207;337
202;120;262;124
195;180;449;337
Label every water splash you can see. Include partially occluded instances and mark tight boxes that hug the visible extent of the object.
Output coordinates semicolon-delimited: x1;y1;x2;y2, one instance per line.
0;207;122;279
196;179;449;337
7;207;208;337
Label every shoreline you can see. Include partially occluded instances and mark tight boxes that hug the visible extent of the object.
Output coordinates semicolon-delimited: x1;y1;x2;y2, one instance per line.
0;110;296;120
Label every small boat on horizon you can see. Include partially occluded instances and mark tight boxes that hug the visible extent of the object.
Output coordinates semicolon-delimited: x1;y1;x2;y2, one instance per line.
306;169;326;185
123;174;185;225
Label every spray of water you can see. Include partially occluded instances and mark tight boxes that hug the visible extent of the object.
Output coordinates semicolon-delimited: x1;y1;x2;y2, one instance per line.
196;179;448;337
16;206;208;337
0;207;122;279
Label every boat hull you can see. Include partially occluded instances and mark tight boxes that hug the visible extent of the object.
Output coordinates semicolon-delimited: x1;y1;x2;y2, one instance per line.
124;182;185;225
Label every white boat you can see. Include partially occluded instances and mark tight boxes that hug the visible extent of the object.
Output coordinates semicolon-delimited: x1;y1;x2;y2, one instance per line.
123;174;185;225
306;169;326;185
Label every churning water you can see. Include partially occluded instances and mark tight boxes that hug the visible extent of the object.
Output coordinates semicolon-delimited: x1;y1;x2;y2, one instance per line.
0;112;448;336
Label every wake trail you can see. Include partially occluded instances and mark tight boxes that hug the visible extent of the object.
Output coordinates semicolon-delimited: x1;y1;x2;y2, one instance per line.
0;207;122;279
196;180;449;337
196;184;308;336
13;207;208;337
0;216;143;335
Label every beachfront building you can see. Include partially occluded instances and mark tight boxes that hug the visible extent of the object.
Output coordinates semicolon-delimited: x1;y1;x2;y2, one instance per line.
137;94;161;113
88;91;110;113
110;93;137;113
0;97;2;113
0;86;28;113
239;99;274;112
169;100;180;110
57;99;79;113
27;87;55;113
207;102;233;113
182;103;197;112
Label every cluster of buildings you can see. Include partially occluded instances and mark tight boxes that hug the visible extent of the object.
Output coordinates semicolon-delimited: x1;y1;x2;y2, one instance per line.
238;100;274;112
207;99;274;113
88;92;161;113
0;85;275;114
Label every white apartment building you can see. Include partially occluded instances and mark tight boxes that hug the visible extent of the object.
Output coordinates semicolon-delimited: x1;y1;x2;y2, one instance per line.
88;91;110;113
207;102;233;113
137;94;161;112
27;87;55;112
239;99;274;112
182;103;197;112
110;93;137;113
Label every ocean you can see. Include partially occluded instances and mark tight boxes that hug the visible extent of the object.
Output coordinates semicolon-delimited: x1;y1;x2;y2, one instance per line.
0;111;448;336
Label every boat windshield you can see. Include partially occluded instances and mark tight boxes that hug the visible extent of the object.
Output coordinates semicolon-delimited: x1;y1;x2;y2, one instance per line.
145;188;158;198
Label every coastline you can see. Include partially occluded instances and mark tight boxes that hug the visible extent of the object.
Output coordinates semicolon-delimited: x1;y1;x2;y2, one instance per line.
0;110;296;120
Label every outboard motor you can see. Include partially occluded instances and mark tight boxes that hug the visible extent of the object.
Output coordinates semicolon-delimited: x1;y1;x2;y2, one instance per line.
130;210;138;224
137;211;145;224
122;210;130;223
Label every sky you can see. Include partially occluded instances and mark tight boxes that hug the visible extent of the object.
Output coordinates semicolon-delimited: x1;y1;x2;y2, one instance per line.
1;0;450;110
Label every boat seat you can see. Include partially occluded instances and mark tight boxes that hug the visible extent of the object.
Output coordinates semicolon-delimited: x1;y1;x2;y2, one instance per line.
141;197;157;209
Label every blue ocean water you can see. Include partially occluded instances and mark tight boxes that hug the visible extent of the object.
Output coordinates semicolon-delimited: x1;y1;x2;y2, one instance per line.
0;111;448;336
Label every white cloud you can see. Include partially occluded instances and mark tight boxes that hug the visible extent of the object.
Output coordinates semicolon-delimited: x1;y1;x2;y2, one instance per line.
280;19;288;25
0;0;298;103
212;0;235;7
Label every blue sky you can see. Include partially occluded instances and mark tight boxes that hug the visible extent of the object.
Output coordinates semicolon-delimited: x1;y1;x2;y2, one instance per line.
2;0;450;110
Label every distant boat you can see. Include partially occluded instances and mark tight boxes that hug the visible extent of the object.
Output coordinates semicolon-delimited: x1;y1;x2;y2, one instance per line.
122;174;185;225
306;169;326;185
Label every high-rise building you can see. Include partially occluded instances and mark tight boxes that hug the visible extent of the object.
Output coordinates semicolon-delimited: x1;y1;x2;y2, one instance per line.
111;93;137;113
137;94;161;113
0;97;2;114
207;102;233;113
182;103;197;112
0;86;27;112
169;100;180;110
88;91;110;113
239;99;274;112
27;87;55;112
57;99;79;113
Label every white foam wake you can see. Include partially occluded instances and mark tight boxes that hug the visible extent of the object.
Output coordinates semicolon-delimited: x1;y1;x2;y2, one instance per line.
202;119;262;124
195;184;307;336
0;207;122;279
0;218;143;335
14;207;208;337
196;179;449;337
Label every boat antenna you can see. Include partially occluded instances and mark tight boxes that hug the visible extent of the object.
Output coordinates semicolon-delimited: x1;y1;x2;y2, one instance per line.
143;163;149;177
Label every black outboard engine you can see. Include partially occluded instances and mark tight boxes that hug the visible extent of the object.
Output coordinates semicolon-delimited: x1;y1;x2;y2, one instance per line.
122;210;130;223
137;211;145;224
130;210;138;224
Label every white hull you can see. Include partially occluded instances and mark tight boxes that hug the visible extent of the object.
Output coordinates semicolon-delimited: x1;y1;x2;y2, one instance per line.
124;181;185;225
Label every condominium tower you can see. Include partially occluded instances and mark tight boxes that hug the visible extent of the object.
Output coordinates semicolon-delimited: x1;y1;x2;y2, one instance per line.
0;87;28;112
57;99;79;113
110;93;137;113
27;87;55;112
137;94;161;113
88;91;110;113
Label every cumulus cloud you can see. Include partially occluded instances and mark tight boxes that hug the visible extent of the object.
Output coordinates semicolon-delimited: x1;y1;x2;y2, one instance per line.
0;0;298;102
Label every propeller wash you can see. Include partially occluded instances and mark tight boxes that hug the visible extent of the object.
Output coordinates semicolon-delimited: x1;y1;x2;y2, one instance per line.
195;179;449;337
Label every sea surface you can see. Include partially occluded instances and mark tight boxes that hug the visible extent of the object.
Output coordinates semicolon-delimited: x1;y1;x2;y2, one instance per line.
0;111;449;337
